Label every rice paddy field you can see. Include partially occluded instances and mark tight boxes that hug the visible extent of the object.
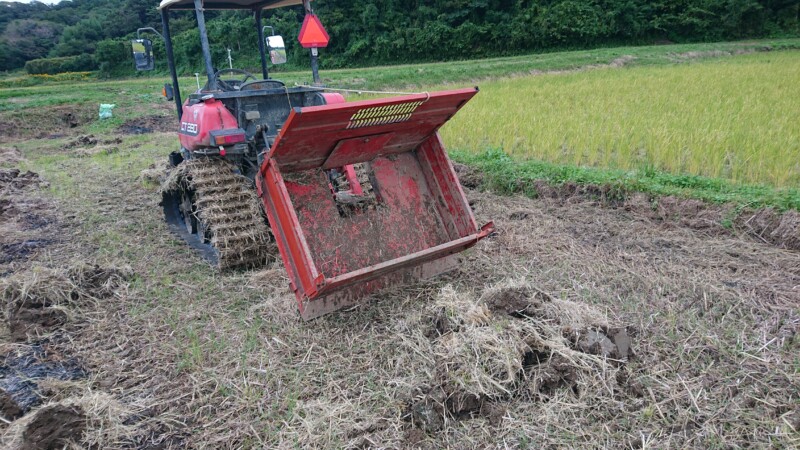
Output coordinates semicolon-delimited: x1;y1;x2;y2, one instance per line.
0;41;799;449
441;51;800;188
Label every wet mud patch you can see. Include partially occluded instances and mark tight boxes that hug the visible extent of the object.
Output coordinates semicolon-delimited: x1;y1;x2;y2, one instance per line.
0;240;54;265
117;114;175;134
452;163;484;189
406;281;634;435
0;344;86;420
0;104;96;140
464;168;800;251
0;169;57;269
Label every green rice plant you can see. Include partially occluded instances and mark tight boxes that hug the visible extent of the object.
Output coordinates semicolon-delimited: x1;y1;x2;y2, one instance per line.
441;51;800;188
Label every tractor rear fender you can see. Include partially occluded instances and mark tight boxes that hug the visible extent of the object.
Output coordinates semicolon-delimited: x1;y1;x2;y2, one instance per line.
178;97;239;151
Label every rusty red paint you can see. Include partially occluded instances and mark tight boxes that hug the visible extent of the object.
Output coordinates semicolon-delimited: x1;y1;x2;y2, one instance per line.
341;165;363;195
268;89;479;172
323;133;396;169
257;88;494;319
320;92;345;105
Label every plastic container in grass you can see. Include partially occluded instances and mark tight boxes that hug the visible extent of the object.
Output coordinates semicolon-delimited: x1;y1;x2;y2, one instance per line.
99;104;115;119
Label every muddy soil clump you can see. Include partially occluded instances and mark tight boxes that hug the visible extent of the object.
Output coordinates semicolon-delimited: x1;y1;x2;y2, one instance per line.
736;208;800;251
0;170;48;190
0;105;96;140
117;115;175;134
64;134;123;149
64;135;98;149
452;163;483;189
19;404;87;450
573;328;633;360
0;344;86;419
484;285;552;317
6;305;67;342
139;160;172;184
476;173;800;251
64;135;124;157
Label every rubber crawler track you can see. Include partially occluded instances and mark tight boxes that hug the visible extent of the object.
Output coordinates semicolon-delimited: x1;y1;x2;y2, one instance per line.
173;158;275;270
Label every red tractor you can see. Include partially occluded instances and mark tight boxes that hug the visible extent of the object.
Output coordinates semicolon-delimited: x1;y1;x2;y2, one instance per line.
133;0;493;319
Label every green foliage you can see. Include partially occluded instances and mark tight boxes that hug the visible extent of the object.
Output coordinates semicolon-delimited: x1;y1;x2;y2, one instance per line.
452;148;800;212
0;0;162;73
311;0;800;67
96;39;133;77
24;54;97;75
1;0;799;76
51;18;105;57
0;71;94;89
0;19;63;70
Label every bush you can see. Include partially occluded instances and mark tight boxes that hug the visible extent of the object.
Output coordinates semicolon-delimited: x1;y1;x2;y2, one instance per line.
0;72;93;89
96;39;132;77
24;54;97;75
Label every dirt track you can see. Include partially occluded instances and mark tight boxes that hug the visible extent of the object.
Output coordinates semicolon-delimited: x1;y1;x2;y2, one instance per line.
1;135;798;448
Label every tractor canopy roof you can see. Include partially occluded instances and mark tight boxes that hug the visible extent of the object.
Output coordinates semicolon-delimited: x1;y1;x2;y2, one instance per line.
158;0;305;11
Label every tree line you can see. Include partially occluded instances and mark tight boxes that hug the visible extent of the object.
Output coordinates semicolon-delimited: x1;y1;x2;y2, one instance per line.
1;0;798;75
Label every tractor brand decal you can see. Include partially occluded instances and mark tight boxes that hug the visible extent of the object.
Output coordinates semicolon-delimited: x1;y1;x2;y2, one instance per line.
180;121;199;136
346;101;423;130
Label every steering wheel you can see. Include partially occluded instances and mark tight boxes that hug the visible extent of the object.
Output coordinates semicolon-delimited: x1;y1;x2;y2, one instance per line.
213;68;256;91
239;79;286;91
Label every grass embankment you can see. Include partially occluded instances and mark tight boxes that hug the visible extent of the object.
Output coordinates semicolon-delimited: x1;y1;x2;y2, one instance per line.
452;149;800;213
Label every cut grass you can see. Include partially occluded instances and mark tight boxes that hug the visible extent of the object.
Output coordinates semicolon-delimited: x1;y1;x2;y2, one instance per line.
3;52;799;448
441;51;800;188
8;136;800;447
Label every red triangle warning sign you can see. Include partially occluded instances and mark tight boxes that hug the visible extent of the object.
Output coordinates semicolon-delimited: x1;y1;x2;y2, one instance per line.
298;14;330;48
